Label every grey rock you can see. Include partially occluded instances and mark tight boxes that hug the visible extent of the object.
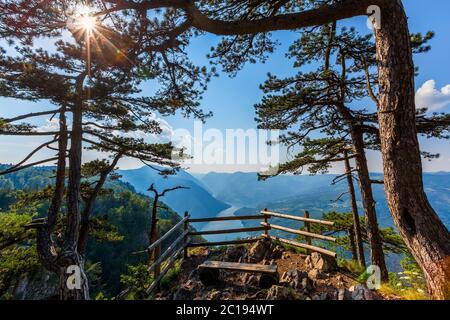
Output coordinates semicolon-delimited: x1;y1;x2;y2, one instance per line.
351;284;375;300
266;285;291;300
301;276;314;292
248;239;270;263
338;288;347;300
280;269;308;290
310;252;338;272
270;245;285;260
224;246;247;262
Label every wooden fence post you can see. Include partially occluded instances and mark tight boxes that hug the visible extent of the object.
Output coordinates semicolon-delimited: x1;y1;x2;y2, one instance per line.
304;211;312;255
263;208;269;237
184;211;189;258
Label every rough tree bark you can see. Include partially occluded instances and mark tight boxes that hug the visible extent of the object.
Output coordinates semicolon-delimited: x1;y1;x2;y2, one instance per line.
344;150;366;268
351;127;388;280
59;72;90;300
348;227;358;262
336;49;387;279
374;1;450;299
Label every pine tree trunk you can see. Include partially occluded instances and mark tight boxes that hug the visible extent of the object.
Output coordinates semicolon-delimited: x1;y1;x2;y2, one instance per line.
60;73;89;300
348;227;358;262
375;1;450;299
344;150;366;268
337;50;387;279
351;128;387;280
58;253;89;300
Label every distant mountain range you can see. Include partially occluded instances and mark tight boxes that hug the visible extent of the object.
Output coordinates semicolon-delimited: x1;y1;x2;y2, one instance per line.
197;171;450;229
118;167;450;231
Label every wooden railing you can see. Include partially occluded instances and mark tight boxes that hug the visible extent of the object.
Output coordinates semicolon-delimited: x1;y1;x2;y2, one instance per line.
146;213;190;294
145;209;336;294
187;214;267;248
260;210;336;258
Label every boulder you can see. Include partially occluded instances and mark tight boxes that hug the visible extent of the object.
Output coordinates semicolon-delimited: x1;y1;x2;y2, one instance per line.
308;268;326;280
270;245;285;260
280;269;307;290
301;276;314;292
248;239;270;263
350;284;376;300
173;280;202;300
338;288;352;300
266;285;291;300
308;252;337;272
312;292;329;300
224;245;247;262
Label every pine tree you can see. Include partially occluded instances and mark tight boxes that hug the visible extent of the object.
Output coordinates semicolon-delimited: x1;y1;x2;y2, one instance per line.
0;3;212;299
256;24;450;282
2;0;450;298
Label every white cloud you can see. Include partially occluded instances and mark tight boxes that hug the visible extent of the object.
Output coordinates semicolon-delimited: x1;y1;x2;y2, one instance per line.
36;118;61;132
415;80;450;112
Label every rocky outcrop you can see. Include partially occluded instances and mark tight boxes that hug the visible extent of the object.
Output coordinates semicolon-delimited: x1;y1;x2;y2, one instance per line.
159;240;382;301
13;270;58;300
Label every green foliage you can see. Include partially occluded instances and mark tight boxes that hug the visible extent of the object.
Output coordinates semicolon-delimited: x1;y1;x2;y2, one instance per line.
120;264;153;300
0;212;40;297
160;259;182;291
338;259;365;275
380;254;427;300
0;211;38;298
0;166;190;298
299;211;408;260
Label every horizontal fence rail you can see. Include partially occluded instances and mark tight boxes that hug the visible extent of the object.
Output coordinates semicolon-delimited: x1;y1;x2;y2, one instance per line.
188;226;267;236
188;215;264;223
261;210;336;257
261;222;336;242
263;234;337;258
261;210;334;226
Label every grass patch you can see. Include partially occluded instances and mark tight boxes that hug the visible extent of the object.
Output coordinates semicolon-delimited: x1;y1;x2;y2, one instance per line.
338;259;366;275
160;259;182;290
378;284;428;300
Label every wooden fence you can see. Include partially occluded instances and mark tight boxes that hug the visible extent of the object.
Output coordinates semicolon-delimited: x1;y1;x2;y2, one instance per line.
145;209;335;294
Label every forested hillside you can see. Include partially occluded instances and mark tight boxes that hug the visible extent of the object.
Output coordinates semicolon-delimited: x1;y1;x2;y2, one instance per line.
0;165;191;298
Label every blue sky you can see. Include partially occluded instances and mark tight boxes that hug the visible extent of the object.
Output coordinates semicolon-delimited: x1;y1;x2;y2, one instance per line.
1;0;450;173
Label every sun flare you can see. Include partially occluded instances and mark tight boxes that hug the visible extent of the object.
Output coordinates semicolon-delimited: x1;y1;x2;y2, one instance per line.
79;15;97;32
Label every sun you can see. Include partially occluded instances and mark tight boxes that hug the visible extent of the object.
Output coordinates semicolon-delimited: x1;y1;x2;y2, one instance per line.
79;14;97;32
67;5;98;34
